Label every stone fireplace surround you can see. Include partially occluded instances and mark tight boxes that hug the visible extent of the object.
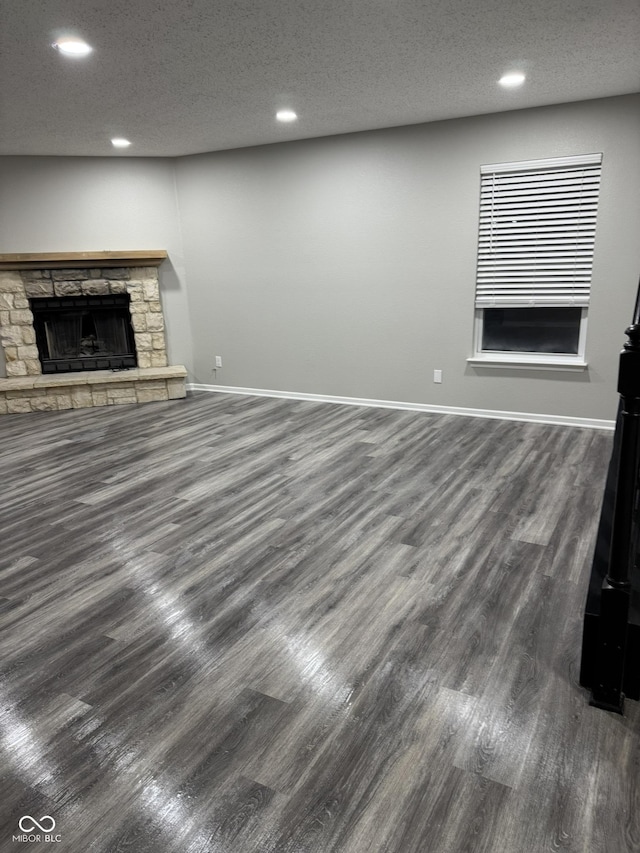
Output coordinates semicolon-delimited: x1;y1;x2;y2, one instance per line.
0;251;187;414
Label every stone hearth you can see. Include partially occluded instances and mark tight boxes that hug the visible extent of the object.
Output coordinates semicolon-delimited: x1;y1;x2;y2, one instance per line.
0;251;187;414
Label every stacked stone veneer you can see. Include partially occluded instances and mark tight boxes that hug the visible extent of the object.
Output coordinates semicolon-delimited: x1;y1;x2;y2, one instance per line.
0;263;187;414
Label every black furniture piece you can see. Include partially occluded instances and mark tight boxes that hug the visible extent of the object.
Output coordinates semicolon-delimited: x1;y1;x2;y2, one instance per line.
580;279;640;713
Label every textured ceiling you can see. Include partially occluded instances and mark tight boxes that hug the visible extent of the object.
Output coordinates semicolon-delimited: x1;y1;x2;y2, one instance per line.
1;0;639;158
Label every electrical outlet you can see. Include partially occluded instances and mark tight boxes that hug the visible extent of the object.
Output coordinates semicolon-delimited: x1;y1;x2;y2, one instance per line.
215;356;222;368
434;369;442;383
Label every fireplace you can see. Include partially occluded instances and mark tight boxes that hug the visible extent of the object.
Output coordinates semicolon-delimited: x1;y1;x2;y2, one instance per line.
31;294;138;373
0;251;188;415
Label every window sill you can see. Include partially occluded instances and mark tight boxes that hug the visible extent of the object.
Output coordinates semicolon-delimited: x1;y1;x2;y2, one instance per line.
467;355;588;372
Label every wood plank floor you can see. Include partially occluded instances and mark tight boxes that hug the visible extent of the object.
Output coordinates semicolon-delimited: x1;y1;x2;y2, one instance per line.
1;391;638;853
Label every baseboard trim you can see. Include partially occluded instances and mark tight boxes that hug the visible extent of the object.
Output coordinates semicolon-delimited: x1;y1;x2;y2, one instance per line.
187;383;615;431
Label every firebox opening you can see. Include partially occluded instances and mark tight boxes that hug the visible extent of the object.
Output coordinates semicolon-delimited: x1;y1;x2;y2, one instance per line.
30;294;138;373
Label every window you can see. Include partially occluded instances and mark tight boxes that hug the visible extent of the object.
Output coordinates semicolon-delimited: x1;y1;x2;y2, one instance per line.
470;153;602;369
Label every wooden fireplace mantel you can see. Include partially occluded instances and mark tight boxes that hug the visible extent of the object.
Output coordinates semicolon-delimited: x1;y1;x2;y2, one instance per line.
0;250;168;270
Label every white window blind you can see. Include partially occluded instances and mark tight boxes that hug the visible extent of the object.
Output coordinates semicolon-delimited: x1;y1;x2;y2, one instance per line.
475;153;602;308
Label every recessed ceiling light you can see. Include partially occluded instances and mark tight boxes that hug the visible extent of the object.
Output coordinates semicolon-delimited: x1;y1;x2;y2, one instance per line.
111;138;131;148
276;109;298;123
52;37;93;57
499;72;526;88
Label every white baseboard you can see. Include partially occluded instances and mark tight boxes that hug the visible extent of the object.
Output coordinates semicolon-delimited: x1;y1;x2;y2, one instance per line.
187;383;615;431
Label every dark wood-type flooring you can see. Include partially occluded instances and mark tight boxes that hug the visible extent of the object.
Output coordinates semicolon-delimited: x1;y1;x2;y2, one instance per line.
1;391;638;853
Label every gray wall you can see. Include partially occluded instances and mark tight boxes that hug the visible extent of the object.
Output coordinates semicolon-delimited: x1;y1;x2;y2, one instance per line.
2;96;638;418
176;94;640;420
0;156;193;375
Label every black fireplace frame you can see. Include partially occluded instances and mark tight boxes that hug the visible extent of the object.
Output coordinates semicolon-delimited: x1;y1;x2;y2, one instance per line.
30;294;138;374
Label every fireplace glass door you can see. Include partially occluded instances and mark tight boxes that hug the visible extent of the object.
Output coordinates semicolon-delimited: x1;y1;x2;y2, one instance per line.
31;295;137;373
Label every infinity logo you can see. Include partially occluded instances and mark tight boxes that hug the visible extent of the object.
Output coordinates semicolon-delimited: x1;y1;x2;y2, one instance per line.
18;815;56;833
